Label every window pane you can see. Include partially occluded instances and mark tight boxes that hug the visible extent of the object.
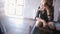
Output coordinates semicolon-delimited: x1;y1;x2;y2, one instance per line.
17;0;24;5
8;0;16;4
5;0;16;16
16;6;23;16
5;0;24;17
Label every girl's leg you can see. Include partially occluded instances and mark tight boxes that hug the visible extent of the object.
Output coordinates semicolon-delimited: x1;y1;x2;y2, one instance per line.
35;20;47;28
35;21;43;27
48;22;56;30
32;21;43;34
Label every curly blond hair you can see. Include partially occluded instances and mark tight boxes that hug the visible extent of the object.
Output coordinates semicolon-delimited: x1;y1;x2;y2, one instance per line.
39;0;54;20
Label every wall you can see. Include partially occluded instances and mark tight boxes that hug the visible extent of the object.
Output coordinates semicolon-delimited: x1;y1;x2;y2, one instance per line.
0;0;5;17
54;0;60;21
24;0;42;19
0;0;7;33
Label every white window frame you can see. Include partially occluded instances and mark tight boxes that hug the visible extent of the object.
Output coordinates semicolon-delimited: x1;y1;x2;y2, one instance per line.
5;0;24;18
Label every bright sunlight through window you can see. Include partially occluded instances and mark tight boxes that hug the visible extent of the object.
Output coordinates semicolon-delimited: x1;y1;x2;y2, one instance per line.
5;0;24;18
5;0;24;26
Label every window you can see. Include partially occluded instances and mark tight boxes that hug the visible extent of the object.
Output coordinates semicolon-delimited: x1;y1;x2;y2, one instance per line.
5;0;24;26
5;0;24;18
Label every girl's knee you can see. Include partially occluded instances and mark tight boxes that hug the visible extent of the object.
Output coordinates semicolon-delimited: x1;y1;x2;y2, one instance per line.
48;22;55;29
35;21;43;27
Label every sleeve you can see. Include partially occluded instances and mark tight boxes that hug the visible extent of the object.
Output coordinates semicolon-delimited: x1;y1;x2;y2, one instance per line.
48;6;54;21
36;10;40;17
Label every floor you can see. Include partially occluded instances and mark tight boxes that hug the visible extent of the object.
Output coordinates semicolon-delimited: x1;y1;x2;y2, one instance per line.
1;16;60;34
0;16;35;34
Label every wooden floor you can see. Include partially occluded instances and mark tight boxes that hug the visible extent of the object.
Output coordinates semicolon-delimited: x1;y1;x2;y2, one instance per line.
0;17;35;34
1;16;60;34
